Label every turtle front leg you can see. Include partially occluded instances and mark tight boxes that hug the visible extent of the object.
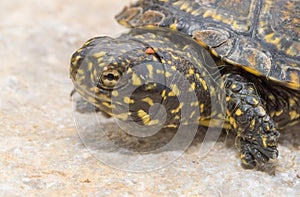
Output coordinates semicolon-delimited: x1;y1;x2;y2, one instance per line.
223;73;280;169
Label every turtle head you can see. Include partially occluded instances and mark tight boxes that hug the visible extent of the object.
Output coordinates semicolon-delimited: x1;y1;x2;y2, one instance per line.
70;27;224;131
70;35;174;127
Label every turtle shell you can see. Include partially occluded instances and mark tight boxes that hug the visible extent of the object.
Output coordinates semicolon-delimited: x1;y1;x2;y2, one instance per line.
116;0;300;89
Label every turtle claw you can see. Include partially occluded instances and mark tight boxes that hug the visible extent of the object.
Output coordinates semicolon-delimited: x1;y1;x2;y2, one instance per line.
239;138;279;169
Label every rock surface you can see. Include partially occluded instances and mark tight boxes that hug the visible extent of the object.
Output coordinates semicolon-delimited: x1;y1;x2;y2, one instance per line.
0;0;299;196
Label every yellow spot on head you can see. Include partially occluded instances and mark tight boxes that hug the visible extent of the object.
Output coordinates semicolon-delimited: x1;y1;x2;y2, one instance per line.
111;91;119;97
171;103;184;114
77;69;84;75
146;64;154;78
170;84;180;96
124;96;135;104
88;62;93;71
102;102;115;109
142;97;154;106
115;113;129;121
93;51;106;58
137;109;151;125
132;73;142;86
189;82;196;92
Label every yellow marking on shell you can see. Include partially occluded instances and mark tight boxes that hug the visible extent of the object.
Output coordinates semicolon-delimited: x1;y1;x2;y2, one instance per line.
203;10;249;32
111;91;119;97
124;96;135;104
137;109;151;125
232;21;241;31
146;64;154;78
235;109;243;116
77;69;84;75
132;73;142;86
290;72;300;84
264;33;281;46
171;103;183;114
189;82;196;92
241;65;262;76
286;82;300;90
142;97;154;106
210;48;220;57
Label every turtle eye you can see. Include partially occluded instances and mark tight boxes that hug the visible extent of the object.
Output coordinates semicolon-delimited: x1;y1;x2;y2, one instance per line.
100;69;121;88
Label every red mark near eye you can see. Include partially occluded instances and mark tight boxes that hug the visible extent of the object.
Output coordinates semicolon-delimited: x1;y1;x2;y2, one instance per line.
145;47;155;54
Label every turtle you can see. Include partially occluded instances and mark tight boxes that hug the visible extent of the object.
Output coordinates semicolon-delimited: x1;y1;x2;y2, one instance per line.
70;0;300;170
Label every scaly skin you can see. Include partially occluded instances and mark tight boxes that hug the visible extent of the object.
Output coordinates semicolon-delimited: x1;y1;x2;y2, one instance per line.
223;73;280;168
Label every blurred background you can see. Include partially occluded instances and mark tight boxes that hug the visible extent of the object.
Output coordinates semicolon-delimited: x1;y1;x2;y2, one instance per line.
0;0;299;196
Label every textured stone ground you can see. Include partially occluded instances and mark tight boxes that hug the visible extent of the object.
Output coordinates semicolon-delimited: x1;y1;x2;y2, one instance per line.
0;0;299;196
